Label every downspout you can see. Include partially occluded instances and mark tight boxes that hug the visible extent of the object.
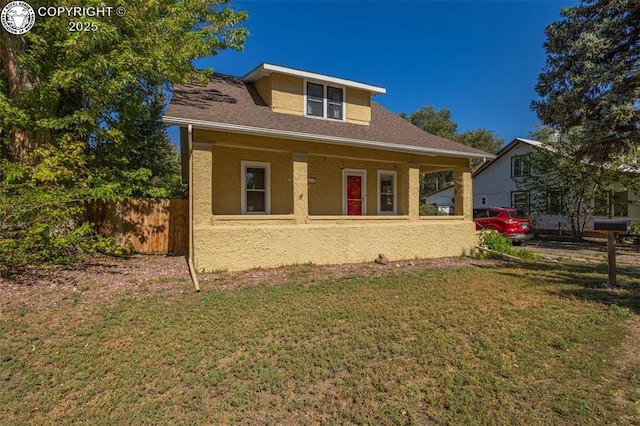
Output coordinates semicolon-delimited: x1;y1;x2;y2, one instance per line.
187;124;200;292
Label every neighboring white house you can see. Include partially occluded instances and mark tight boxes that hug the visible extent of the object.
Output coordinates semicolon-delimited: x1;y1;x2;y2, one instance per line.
423;137;640;234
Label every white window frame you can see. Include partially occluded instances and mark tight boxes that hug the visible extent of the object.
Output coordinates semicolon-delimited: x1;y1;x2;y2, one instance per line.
342;168;367;215
241;161;271;214
511;156;528;178
377;170;397;215
511;190;529;214
304;79;346;122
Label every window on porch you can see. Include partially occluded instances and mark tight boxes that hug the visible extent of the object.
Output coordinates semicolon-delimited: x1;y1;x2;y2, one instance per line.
378;170;397;215
241;161;271;214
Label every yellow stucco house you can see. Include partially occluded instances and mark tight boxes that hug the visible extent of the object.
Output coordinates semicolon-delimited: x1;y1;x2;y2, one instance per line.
163;63;494;272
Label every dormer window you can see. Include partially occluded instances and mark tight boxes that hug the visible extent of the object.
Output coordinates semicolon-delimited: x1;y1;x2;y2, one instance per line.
306;82;344;120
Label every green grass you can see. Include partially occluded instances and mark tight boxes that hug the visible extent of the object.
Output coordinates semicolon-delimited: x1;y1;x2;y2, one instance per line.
1;262;640;424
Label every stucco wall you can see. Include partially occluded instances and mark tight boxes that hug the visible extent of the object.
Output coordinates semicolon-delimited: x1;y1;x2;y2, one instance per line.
345;87;371;125
193;218;477;272
271;74;304;116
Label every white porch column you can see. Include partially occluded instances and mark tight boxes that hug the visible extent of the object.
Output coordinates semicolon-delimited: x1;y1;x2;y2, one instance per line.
292;152;309;223
454;167;473;220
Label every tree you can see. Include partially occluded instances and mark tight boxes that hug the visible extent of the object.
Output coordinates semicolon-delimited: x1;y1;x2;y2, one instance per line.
401;105;504;196
0;0;247;273
401;105;457;139
532;0;640;162
455;129;504;156
90;83;186;199
515;128;639;240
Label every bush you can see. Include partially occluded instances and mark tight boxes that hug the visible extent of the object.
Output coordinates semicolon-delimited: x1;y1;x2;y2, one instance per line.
478;229;536;260
0;160;123;276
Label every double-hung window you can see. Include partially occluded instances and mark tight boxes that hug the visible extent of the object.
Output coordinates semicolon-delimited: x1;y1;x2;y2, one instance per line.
241;161;271;214
306;83;324;117
511;156;529;178
306;82;344;120
326;86;343;119
511;191;529;214
377;170;396;214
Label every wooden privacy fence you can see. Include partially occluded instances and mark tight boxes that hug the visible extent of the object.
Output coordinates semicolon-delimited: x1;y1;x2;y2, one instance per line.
88;199;188;254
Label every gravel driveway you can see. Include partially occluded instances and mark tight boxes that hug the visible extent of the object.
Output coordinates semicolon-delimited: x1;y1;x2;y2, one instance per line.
525;238;640;266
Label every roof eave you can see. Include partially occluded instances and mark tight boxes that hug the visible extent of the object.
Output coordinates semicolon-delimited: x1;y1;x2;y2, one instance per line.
242;63;387;95
162;116;494;160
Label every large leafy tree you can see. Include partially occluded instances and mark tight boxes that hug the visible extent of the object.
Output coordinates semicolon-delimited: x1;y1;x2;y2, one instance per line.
400;105;458;139
401;105;504;196
532;0;640;162
0;0;247;272
455;129;503;156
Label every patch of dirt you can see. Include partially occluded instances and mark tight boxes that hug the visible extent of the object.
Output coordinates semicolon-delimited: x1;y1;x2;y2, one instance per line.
0;255;192;309
198;256;496;291
611;318;640;410
0;255;494;309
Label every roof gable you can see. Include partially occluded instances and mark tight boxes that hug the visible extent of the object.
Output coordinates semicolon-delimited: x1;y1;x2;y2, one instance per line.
472;138;540;177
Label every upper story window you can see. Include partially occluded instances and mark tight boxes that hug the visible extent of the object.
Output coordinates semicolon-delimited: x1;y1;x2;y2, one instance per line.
306;82;344;120
511;155;529;178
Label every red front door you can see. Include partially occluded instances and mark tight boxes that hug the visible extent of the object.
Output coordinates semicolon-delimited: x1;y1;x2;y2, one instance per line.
346;175;363;215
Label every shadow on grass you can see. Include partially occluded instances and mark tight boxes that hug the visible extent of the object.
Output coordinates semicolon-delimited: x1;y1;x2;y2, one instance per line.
492;259;640;315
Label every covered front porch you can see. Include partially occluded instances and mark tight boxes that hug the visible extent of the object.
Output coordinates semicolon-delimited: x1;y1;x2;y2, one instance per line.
187;129;476;272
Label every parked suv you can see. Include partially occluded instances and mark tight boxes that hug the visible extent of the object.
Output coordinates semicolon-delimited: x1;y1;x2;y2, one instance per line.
473;207;533;243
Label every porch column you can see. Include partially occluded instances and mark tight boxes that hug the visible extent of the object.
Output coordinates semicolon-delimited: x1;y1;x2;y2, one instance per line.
292;152;309;223
453;167;472;220
400;163;420;222
192;141;213;223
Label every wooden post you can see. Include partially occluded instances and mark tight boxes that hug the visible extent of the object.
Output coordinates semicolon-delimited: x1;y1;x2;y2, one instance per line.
607;231;617;286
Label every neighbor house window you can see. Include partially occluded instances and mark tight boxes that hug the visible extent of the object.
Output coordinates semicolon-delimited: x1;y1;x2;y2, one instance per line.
595;189;629;217
377;170;397;214
545;190;563;215
511;156;529;178
511;191;529;214
241;161;271;214
306;82;344;120
613;190;629;216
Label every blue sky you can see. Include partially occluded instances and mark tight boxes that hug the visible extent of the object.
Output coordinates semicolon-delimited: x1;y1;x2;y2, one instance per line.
170;0;579;146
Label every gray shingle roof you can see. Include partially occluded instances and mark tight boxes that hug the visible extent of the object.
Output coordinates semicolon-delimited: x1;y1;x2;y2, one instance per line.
164;73;493;159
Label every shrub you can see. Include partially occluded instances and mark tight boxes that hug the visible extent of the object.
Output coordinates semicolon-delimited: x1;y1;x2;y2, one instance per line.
478;229;536;261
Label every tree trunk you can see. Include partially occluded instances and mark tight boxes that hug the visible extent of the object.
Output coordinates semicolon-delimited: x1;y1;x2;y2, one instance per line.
0;31;38;162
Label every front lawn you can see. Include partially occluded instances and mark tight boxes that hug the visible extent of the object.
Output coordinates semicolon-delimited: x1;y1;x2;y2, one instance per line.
1;260;639;424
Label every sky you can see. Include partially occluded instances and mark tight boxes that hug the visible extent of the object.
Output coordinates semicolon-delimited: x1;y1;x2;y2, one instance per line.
170;0;580;147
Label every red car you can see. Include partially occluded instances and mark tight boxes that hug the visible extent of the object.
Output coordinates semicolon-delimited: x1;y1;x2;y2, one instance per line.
473;207;533;243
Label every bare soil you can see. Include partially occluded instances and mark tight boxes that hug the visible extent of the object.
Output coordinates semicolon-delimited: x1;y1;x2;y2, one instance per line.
2;237;638;309
0;255;490;309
